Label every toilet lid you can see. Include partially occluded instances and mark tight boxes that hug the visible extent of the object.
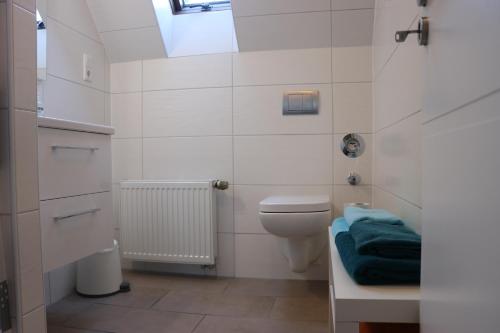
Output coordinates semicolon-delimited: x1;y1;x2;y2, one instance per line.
259;195;331;213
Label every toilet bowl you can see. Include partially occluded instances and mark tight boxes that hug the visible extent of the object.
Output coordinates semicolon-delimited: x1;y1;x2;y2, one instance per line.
259;195;332;273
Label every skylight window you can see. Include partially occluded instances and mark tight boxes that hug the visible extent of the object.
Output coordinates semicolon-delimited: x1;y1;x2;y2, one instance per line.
171;0;231;13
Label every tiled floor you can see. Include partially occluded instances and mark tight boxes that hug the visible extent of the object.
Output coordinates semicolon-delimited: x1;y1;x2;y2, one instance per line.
47;270;330;333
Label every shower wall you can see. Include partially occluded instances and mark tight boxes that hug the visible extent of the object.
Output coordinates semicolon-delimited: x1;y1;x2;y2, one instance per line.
372;0;424;232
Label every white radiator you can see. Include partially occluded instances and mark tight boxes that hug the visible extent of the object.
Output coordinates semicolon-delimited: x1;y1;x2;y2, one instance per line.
119;181;217;265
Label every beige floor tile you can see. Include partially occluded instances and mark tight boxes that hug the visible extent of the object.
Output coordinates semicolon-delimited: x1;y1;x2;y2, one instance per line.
225;278;328;297
46;300;94;326
270;297;329;322
193;315;329;333
64;304;202;333
47;326;103;333
66;286;168;309
153;290;275;318
123;270;229;293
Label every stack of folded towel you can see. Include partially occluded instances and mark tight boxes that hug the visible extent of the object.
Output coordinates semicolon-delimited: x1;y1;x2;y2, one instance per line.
332;207;421;285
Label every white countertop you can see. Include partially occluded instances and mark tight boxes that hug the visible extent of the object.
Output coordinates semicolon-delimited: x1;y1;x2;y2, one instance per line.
38;116;115;135
328;226;420;323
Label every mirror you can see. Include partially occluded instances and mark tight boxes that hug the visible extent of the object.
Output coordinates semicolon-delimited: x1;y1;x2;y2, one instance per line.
36;0;47;115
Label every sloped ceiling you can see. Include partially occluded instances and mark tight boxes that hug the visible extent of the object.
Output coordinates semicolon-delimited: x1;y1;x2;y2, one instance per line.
232;0;374;51
86;0;167;63
85;0;374;63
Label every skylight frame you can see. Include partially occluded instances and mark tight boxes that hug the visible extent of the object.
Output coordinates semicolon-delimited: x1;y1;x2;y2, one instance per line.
171;0;231;14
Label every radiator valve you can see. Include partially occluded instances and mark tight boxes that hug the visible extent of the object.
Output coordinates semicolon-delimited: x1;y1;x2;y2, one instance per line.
213;180;229;190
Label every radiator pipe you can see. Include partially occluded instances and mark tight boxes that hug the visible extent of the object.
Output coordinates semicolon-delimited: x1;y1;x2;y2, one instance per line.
213;180;229;190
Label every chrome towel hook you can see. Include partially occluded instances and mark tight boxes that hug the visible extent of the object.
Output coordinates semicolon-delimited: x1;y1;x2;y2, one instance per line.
395;17;429;46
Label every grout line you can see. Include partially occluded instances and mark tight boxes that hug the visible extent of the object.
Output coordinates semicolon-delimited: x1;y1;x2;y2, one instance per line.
422;87;500;126
46;73;108;94
99;25;158;34
373;13;419;81
190;314;207;333
46;15;104;45
372;185;422;209
374;109;421;134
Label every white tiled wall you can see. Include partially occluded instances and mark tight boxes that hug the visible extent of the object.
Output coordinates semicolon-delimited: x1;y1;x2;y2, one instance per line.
42;0;109;125
111;45;373;280
372;0;423;232
5;0;47;330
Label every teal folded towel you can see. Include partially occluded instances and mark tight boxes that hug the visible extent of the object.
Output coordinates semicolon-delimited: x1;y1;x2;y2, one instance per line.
335;231;420;285
344;207;404;226
350;221;421;259
332;217;350;238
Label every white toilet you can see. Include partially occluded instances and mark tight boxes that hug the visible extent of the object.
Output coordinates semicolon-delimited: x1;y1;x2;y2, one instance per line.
259;195;332;273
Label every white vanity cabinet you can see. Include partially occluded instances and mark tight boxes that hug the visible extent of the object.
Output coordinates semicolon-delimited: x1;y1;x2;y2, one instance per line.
38;117;114;273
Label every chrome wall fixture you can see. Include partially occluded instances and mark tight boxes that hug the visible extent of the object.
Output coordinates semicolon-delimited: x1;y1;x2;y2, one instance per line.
347;172;361;186
213;180;229;190
395;17;429;46
341;133;365;159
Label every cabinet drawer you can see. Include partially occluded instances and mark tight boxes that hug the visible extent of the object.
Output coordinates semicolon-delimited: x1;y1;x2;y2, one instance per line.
38;127;111;200
41;192;113;272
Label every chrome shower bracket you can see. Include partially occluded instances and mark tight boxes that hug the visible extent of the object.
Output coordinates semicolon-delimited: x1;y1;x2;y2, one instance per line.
395;17;429;46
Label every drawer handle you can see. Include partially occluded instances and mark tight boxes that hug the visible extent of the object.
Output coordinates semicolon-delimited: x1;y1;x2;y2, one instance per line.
51;145;99;152
53;208;101;222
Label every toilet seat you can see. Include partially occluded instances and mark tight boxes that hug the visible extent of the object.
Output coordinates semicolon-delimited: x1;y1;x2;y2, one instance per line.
259;195;331;213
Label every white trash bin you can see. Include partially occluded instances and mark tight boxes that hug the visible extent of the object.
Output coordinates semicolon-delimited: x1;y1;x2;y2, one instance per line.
76;239;129;297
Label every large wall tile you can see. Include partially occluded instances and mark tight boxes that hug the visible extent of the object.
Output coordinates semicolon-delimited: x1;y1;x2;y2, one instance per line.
235;12;331;52
333;134;372;185
14;0;35;13
47;17;106;91
44;75;106;124
217;232;235;277
333;82;372;133
333;0;374;10
332;184;372;217
111;92;142;138
143;136;233;182
100;27;166;63
235;233;328;280
333;46;372;83
14;66;36;111
0;3;7;108
234;185;332;234
372;0;419;77
373;111;421;206
216;186;234;234
13;4;36;111
143;88;232;137
0;109;10;214
332;9;374;47
234;84;332;135
373;186;421;233
18;210;43;313
232;0;330;17
15;110;38;212
112;138;142;182
234;135;333;185
233;48;331;86
110;61;142;93
47;0;100;41
373;25;424;131
86;0;157;33
143;54;232;91
22;305;46;333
